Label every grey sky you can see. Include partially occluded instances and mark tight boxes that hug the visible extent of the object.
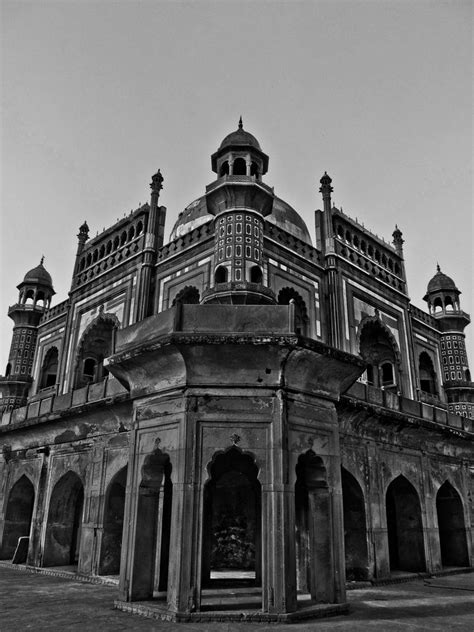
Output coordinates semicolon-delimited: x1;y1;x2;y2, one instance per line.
1;0;472;366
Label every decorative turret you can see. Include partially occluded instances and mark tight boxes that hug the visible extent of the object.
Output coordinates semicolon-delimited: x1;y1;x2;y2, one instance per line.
423;265;473;419
203;120;275;305
0;259;55;412
392;225;404;257
319;172;333;212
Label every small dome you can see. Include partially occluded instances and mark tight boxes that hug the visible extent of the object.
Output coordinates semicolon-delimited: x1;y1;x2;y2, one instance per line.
218;118;262;152
426;265;459;295
170;196;213;240
267;197;312;245
22;260;54;288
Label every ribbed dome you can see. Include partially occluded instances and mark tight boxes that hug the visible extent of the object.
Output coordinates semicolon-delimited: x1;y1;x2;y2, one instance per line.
426;266;459;295
22;261;53;288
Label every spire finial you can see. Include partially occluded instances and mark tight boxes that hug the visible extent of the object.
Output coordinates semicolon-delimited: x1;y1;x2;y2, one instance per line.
40;255;44;265
238;115;243;130
436;262;441;272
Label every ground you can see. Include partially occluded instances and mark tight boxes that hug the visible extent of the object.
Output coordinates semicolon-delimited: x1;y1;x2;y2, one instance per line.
1;565;473;631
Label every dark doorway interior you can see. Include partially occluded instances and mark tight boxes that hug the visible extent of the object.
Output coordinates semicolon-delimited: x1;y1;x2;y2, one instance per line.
202;447;261;588
43;471;84;567
1;475;35;559
341;468;368;581
99;466;127;575
436;481;469;567
386;475;425;573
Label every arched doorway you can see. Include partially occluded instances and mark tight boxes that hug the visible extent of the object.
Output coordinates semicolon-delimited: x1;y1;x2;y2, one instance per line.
130;443;172;600
419;352;437;395
386;475;425;573
436;481;469;567
295;451;333;602
341;468;368;580
1;475;35;559
43;471;84;567
202;446;261;588
99;466;128;575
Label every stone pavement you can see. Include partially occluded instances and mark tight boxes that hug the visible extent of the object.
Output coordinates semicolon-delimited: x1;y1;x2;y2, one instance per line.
0;565;473;631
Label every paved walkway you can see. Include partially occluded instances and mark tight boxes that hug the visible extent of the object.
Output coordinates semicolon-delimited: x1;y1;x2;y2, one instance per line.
0;565;473;631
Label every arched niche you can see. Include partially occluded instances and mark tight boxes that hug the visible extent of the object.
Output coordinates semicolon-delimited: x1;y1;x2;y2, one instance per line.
436;481;469;567
74;312;119;388
277;287;309;336
1;475;35;559
40;347;59;389
419;351;437;395
341;468;368;580
295;451;334;602
202;446;261;590
385;475;425;573
43;471;84;567
99;466;128;575
172;285;200;306
130;443;172;601
358;317;400;390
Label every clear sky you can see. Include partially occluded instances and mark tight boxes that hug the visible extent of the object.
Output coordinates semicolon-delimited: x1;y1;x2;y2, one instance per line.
1;0;472;366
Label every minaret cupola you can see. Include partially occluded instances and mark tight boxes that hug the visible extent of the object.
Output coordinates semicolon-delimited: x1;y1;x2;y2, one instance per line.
211;117;269;179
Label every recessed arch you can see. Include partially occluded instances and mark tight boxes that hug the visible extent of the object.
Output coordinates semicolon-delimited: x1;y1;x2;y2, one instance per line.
74;312;119;388
358;316;400;388
40;346;59;389
202;446;261;590
436;481;469;567
341;468;368;580
172;285;200;306
130;444;173;600
385;475;425;572
43;471;84;567
1;475;35;559
277;287;309;336
215;266;228;284
419;351;437;395
295;450;334;602
99;465;128;575
232;157;246;176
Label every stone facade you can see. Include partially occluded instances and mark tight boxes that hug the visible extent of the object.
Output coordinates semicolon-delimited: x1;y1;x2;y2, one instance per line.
0;121;472;620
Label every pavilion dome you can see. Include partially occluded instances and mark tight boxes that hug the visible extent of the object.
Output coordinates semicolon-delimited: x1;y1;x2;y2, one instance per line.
426;266;459;296
21;260;54;289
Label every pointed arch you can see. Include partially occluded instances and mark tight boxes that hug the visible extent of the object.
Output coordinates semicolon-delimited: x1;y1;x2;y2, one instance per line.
358;316;401;388
74;312;119;388
295;450;334;602
40;346;59;389
385;475;425;572
99;465;128;575
130;443;173;600
278;287;309;336
202;445;261;590
1;475;35;559
419;351;437;395
436;481;469;567
43;471;84;566
341;467;368;580
172;285;200;306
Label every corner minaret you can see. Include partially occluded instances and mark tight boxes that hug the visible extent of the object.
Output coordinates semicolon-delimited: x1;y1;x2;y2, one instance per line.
0;259;55;412
423;265;473;419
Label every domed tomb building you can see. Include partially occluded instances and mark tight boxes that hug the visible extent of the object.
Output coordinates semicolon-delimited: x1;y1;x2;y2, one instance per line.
0;121;472;623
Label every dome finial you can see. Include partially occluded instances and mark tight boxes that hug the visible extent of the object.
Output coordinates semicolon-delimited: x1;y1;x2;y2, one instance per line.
40;255;44;265
238;115;243;130
436;262;441;273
